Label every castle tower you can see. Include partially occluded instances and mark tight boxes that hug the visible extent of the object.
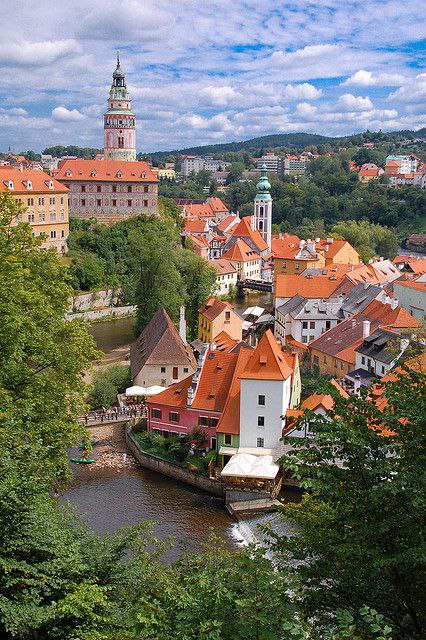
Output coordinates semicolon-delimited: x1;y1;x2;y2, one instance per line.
252;163;272;250
104;52;136;161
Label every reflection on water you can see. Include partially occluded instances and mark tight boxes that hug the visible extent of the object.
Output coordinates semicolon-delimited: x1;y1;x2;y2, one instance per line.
62;466;238;560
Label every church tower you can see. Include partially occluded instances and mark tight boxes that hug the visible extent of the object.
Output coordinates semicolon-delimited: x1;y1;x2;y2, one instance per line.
104;52;136;161
252;163;272;250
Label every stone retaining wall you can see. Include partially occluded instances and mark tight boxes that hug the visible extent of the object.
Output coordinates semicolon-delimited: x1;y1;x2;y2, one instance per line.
66;305;136;322
126;428;226;497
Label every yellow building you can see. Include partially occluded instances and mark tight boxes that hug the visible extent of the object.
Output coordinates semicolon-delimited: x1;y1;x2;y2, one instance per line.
157;168;176;180
0;168;69;253
198;297;243;343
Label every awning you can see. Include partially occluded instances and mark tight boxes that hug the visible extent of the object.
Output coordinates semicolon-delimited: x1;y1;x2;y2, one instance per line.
242;306;265;318
218;446;238;456
125;385;147;396
221;453;279;480
145;385;167;396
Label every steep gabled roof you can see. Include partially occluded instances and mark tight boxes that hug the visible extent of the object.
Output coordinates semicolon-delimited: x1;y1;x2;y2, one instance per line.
198;297;235;321
210;259;238;275
216;348;253;434
130;307;196;379
240;330;293;381
231;216;268;252
221;238;260;263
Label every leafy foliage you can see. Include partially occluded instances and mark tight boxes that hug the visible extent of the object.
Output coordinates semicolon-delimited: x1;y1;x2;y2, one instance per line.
88;364;131;409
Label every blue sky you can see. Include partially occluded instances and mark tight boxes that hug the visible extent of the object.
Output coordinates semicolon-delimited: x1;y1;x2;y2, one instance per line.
0;0;425;153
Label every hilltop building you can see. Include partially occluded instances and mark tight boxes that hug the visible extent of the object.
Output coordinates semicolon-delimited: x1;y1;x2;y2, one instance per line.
104;52;136;162
0;167;69;253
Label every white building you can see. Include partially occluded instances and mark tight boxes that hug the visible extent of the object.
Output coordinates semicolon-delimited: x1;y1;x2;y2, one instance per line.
275;295;342;345
181;156;227;178
255;153;282;174
211;259;239;295
238;331;294;450
283;155;306;175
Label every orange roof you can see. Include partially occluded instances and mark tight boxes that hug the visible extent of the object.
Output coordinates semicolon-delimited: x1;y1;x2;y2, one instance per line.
394;279;426;293
55;159;158;183
271;234;301;259
231;216;268;252
207;197;228;213
302;393;335;412
216;348;253;435
222;238;260;263
146;375;193;409
210;259;238;275
179;202;216;218
187;234;209;249
364;299;420;329
330;378;349;398
0;167;68;194
359;168;381;177
275;273;344;299
198;297;234;321
217;214;239;232
317;239;359;261
240;330;293;381
393;256;426;274
184;218;209;233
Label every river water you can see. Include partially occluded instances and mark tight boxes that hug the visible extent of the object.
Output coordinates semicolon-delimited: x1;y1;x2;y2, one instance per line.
64;291;286;558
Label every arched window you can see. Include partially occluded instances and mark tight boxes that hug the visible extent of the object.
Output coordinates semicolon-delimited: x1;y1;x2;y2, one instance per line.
259;220;263;230
259;205;264;217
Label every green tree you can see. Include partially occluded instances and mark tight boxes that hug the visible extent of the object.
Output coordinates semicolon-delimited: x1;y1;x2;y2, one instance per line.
194;169;212;186
225;161;245;184
69;253;108;291
332;219;398;260
88;363;131;408
177;249;216;340
0;193;98;485
274;367;426;639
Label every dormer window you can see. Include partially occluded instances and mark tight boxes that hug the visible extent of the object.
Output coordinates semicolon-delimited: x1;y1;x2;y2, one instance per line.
44;180;53;190
4;180;14;190
116;171;123;178
142;172;146;178
23;180;33;190
91;170;97;178
65;170;72;177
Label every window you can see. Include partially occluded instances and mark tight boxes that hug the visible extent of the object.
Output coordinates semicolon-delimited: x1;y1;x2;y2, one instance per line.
60;197;64;204
49;197;55;205
257;416;265;426
282;261;286;268
97;199;101;206
309;321;315;329
39;213;45;222
61;230;65;238
258;395;265;406
144;185;149;193
112;199;117;206
152;408;162;419
361;356;365;365
50;230;56;238
172;367;178;379
224;434;232;446
81;198;86;206
257;437;264;448
313;355;319;365
183;367;189;373
295;263;299;270
210;417;219;428
326;321;331;330
50;213;56;221
97;185;101;192
199;416;209;427
211;437;217;450
81;185;86;192
225;311;231;321
127;199;132;207
169;412;179;423
381;365;385;374
160;367;166;373
143;199;148;207
38;197;45;205
309;335;315;342
112;185;117;193
302;321;308;329
127;185;132;193
302;336;308;344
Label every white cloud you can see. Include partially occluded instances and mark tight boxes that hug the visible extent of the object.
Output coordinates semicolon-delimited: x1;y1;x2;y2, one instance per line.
0;40;80;67
343;69;406;87
388;73;426;104
338;93;374;111
52;106;85;122
283;83;322;100
295;102;318;119
199;86;238;107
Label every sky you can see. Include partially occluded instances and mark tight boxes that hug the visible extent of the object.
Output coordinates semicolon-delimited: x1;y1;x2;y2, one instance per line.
1;0;425;153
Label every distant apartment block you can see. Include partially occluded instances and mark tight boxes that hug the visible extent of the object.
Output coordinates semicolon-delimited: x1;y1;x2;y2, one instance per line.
255;152;283;174
181;155;228;178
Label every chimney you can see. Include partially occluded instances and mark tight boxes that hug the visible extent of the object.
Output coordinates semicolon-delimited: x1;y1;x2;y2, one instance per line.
210;341;217;351
353;374;361;396
363;320;370;338
390;298;398;310
179;305;187;344
351;318;356;328
326;237;334;244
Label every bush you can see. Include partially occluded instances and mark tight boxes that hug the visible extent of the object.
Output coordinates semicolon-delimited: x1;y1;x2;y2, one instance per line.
88;364;131;409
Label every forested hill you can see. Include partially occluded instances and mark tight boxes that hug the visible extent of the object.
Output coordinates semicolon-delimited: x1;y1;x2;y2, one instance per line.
144;127;426;159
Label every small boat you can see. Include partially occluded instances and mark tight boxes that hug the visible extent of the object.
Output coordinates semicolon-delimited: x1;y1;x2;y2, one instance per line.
70;458;96;464
78;439;99;450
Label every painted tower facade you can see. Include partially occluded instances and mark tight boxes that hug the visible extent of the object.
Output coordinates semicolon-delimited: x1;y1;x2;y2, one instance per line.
252;163;272;250
104;52;136;161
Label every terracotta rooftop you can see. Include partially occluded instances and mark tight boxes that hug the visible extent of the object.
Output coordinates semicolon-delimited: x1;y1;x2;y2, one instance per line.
184;218;209;234
231;216;268;252
240;330;293;381
56;159;158;182
198;297;234;322
130;307;196;380
216;214;239;232
221;238;260;263
210;259;238;275
271;234;301;259
0;167;68;193
216;347;254;435
275;273;345;299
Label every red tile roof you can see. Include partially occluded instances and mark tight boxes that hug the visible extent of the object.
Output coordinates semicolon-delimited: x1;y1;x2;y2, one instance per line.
271;234;301;259
216;347;254;434
231;216;268;252
217;214;239;232
198;297;234;321
275;273;345;299
184;218;209;233
240;330;293;381
55;159;158;183
210;259;238;275
207;197;228;213
0;167;68;193
222;238;260;263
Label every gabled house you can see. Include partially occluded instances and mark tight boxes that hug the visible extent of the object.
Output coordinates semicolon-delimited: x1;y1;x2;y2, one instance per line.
221;239;262;281
130;307;197;388
210;259;238;296
198;297;243;342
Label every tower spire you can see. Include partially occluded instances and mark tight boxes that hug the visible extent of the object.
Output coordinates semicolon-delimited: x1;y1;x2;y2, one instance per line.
103;53;136;162
116;49;120;68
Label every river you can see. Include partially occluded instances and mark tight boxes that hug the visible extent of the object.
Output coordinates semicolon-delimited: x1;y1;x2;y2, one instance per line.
64;291;287;558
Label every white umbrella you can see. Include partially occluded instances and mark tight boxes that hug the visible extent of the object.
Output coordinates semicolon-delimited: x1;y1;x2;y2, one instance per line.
125;385;147;396
145;385;167;396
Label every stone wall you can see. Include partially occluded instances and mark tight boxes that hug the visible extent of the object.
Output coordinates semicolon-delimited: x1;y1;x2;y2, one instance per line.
66;305;136;322
126;428;226;497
